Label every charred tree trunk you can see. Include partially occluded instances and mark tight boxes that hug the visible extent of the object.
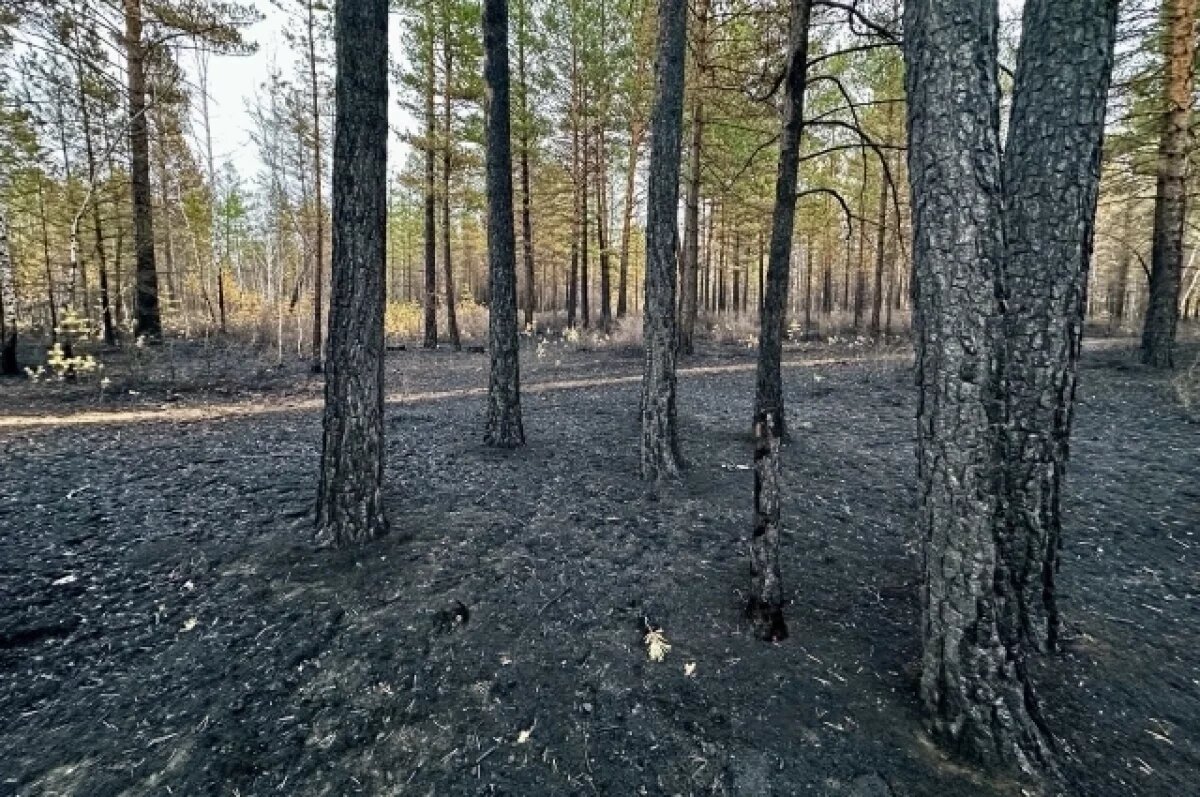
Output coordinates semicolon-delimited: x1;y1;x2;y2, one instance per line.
483;0;525;447
639;0;686;481
999;0;1119;654
904;0;1053;772
753;0;812;438
1141;0;1198;367
422;14;438;349
748;410;787;640
317;0;389;547
123;0;161;341
442;9;461;351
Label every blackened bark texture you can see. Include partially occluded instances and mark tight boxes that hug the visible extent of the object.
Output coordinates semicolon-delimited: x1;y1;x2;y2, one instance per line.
423;16;438;350
678;0;709;356
1000;0;1119;654
753;0;811;439
1141;0;1198;367
639;0;686;482
0;209;17;375
442;7;461;352
748;410;787;640
317;0;389;547
123;0;161;341
483;0;525;448
904;0;1053;773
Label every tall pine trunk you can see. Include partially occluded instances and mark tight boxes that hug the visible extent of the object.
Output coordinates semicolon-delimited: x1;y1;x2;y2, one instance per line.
517;0;535;330
483;0;525;447
904;0;1052;771
753;0;811;439
307;0;326;372
1141;0;1198;367
441;4;461;351
317;0;389;546
999;0;1119;653
123;0;162;341
617;121;642;319
422;11;438;349
678;0;709;355
640;0;686;481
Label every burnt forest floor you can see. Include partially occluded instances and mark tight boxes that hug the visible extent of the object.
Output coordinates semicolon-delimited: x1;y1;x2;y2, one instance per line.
0;336;1197;797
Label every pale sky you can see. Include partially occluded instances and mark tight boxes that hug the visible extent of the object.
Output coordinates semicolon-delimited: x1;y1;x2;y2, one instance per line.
195;2;414;181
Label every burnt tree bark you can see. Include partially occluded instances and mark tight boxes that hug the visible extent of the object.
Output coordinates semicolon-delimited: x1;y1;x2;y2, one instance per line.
748;410;787;641
753;0;812;439
483;0;525;448
639;0;686;481
904;0;1053;772
999;0;1119;654
123;0;162;341
317;0;389;547
1141;0;1198;367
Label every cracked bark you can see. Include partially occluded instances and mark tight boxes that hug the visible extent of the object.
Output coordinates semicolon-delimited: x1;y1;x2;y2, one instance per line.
639;0;686;481
317;0;389;547
483;0;525;448
1000;0;1119;654
904;0;1054;773
1141;0;1198;367
753;0;811;440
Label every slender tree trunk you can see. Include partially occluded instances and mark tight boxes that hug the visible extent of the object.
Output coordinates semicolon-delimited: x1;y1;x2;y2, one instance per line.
0;209;17;375
678;0;709;355
442;6;461;351
581;98;590;328
423;12;438;349
567;50;580;329
870;157;889;337
640;0;686;481
317;0;389;546
999;0;1119;654
517;0;536;330
748;409;787;639
904;0;1052;771
596;125;613;332
1141;0;1198;367
753;0;811;438
307;0;326;371
123;0;161;340
617;121;643;319
483;0;525;447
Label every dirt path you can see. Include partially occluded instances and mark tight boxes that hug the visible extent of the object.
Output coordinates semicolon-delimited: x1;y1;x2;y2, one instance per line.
0;344;1195;797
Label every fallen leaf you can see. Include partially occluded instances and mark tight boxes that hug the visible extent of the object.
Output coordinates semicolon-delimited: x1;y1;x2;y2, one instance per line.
181;617;198;632
684;661;696;677
51;574;77;586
